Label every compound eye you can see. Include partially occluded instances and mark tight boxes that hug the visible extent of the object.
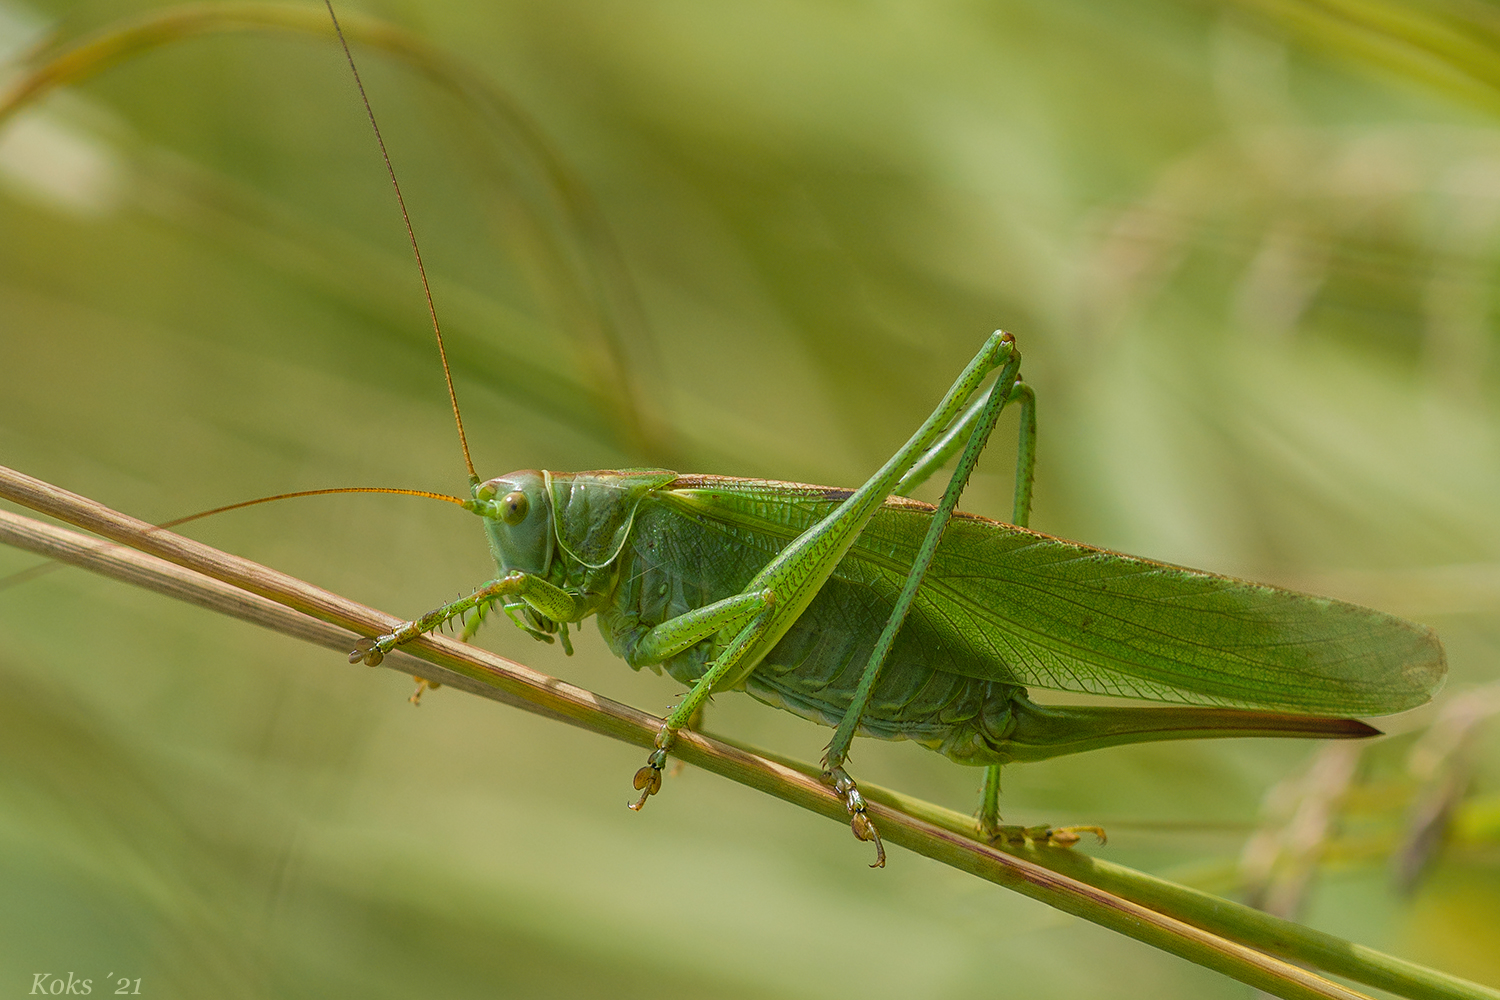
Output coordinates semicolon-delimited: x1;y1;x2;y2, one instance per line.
500;490;530;525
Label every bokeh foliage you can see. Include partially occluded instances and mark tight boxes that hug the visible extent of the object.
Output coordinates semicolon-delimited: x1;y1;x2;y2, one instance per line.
1;0;1498;996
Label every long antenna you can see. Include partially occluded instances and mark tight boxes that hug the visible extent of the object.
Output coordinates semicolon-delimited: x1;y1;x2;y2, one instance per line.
324;1;478;483
0;487;467;594
153;487;469;529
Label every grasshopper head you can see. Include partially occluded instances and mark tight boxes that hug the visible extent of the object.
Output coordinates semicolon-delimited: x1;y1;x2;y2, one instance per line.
470;470;555;577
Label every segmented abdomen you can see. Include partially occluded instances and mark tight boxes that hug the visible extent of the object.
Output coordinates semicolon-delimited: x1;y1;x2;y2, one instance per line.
596;497;1028;765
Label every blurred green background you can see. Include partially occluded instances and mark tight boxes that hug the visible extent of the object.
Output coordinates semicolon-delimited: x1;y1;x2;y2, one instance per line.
2;0;1499;996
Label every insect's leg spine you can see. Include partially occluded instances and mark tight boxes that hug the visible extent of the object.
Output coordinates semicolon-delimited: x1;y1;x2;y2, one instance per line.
979;375;1038;837
823;332;1021;770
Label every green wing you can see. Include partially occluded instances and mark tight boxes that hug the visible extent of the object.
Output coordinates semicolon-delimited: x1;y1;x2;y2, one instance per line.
661;477;1445;716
